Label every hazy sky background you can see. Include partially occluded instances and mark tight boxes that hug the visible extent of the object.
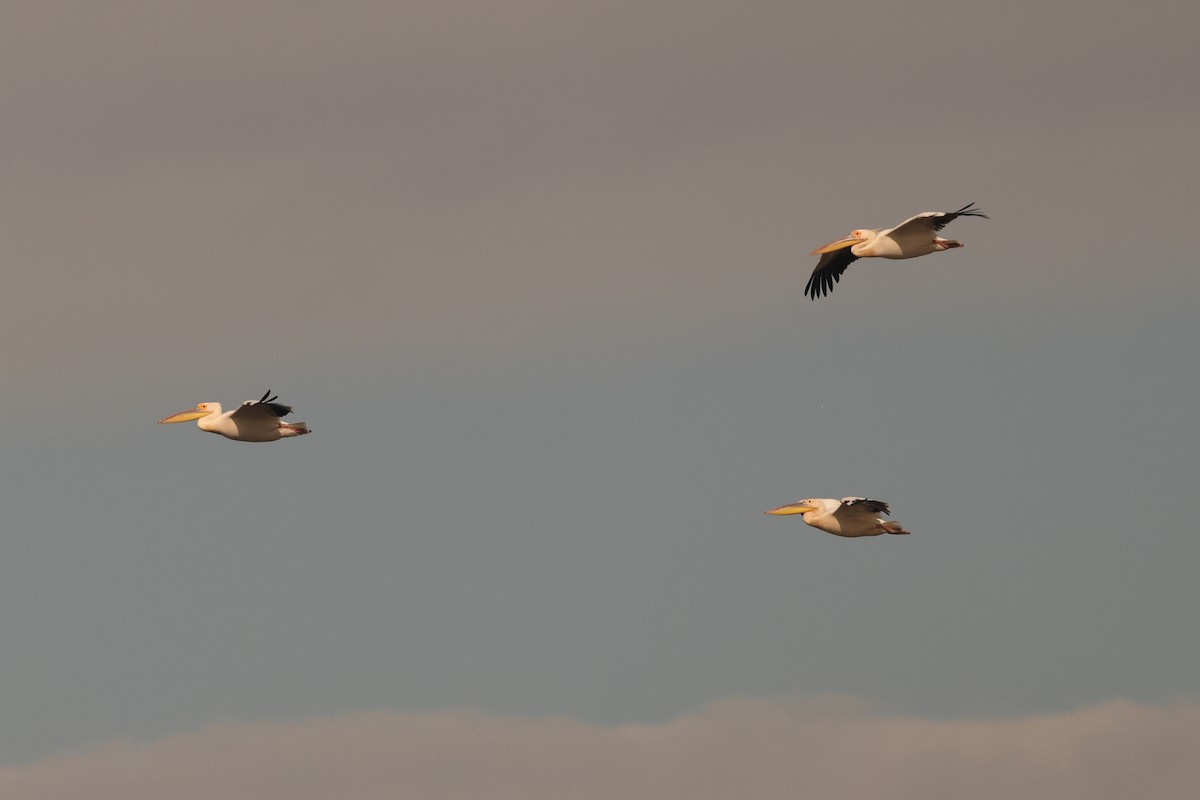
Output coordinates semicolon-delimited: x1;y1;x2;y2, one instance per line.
1;1;1198;794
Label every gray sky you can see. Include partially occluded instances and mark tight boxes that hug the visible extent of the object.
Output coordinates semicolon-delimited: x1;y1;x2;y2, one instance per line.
1;0;1198;794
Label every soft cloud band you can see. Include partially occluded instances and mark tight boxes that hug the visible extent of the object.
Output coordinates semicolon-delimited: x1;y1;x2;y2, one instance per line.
2;696;1197;799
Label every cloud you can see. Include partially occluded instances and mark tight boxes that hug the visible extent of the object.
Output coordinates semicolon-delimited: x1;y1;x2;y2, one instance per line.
1;696;1196;799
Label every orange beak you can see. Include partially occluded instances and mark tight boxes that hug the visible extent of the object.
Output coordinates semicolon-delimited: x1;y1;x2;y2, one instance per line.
810;233;864;256
159;408;209;424
764;502;816;516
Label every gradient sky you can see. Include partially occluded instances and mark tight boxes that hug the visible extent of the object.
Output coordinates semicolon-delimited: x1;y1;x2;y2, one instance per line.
1;1;1198;794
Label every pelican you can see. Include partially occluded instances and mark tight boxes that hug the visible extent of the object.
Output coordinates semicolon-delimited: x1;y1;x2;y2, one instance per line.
764;497;909;537
159;390;311;442
805;203;988;298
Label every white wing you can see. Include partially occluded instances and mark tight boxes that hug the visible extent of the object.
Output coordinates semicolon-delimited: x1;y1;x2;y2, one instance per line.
887;203;988;240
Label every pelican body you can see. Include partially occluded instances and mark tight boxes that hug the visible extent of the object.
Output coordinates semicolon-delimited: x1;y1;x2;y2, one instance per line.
805;203;988;299
765;497;909;537
159;390;310;442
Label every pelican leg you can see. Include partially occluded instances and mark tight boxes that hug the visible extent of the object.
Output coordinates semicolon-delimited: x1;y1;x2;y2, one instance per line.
933;238;963;251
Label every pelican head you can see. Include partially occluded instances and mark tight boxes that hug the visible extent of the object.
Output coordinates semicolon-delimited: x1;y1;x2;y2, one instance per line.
810;230;872;256
158;402;219;424
764;500;819;516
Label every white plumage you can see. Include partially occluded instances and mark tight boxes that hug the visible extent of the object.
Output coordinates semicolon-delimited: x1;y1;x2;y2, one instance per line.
159;390;310;442
805;203;988;298
764;496;909;538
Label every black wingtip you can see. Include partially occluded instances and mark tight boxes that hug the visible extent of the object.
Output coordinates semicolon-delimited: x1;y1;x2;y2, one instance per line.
954;202;990;220
848;497;891;514
804;270;841;299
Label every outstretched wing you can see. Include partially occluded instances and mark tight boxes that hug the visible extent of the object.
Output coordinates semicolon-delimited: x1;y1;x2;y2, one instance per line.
804;247;860;299
889;203;989;238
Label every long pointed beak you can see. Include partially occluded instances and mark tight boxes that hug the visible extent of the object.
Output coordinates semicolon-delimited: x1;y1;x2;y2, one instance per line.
810;235;862;256
159;409;208;424
764;503;816;516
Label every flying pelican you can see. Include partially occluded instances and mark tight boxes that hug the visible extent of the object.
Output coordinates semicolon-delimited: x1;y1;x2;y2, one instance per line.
764;497;909;537
805;203;988;298
159;390;311;442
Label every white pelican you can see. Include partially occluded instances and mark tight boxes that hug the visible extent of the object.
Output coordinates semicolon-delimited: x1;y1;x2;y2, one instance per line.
159;390;311;442
764;497;909;537
805;203;988;298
